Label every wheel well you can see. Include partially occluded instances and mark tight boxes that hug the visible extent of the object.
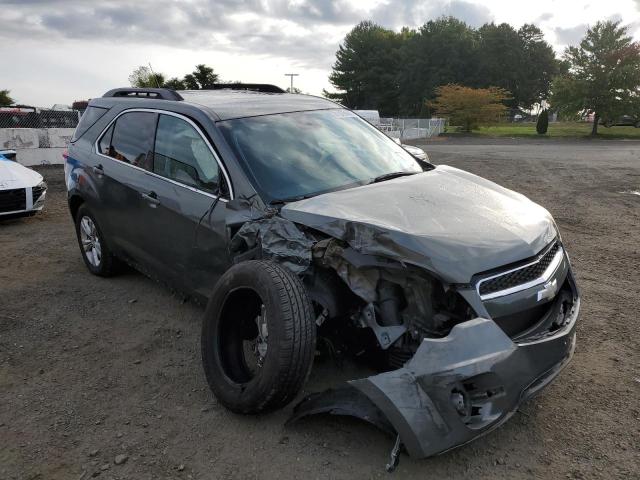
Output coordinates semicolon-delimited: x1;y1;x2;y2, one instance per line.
69;195;84;220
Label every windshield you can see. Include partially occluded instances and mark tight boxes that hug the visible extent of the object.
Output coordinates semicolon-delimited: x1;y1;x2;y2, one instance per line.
217;109;422;203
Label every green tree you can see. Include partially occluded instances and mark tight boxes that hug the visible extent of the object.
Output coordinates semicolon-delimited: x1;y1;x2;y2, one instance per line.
397;18;478;116
0;89;14;106
536;109;549;134
164;77;185;90
128;66;166;88
329;21;403;115
183;64;219;89
516;24;559;106
551;21;640;136
429;84;510;132
475;23;558;109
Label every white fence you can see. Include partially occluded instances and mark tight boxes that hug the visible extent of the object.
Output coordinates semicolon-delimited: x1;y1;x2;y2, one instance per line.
379;118;445;141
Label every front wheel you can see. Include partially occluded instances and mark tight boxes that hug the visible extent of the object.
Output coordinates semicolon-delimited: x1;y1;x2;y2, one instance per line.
201;260;316;414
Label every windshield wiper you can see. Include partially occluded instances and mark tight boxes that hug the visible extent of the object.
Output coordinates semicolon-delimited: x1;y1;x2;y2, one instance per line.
369;171;418;184
269;193;315;205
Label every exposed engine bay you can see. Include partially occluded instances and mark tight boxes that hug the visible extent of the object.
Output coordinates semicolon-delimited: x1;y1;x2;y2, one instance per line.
227;195;580;471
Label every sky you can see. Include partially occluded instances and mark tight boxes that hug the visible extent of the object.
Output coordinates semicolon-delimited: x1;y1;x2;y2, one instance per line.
2;0;640;107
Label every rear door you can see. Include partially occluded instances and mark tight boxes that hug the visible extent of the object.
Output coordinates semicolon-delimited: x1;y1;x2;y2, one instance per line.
94;110;159;268
140;112;231;297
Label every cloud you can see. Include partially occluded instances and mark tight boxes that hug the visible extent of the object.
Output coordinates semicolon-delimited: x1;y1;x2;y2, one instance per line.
0;0;363;69
554;24;587;46
536;12;553;23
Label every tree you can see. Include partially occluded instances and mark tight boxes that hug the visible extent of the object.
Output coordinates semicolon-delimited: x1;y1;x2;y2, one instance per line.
551;21;640;136
329;21;403;116
476;23;558;109
0;89;14;106
128;66;166;88
396;18;478;116
286;87;302;94
163;77;185;90
183;64;219;89
536;109;549;134
429;84;510;132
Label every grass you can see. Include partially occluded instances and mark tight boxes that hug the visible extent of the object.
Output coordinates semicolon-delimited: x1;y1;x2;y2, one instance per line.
446;122;640;139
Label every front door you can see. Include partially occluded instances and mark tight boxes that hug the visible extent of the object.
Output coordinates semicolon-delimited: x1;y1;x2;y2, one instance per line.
141;113;231;298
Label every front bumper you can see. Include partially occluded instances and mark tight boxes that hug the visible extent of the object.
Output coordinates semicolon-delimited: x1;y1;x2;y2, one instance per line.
349;295;579;458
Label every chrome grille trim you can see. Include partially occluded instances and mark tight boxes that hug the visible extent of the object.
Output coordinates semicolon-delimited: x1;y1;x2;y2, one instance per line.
477;244;564;301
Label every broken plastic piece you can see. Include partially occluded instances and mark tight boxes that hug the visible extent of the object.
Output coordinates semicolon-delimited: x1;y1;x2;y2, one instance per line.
287;386;395;436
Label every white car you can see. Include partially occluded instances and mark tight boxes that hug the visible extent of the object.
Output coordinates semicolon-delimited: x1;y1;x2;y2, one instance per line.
390;137;430;162
0;150;47;218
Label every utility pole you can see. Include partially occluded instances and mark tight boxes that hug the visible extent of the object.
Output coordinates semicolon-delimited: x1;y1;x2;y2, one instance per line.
284;73;299;92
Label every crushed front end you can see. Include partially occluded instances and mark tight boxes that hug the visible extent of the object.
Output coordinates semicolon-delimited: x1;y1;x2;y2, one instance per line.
291;237;580;462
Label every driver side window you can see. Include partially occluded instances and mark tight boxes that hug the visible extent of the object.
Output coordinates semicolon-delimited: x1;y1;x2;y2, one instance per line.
153;114;221;194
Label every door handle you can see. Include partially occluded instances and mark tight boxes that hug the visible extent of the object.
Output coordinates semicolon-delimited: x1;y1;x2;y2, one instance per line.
141;191;161;206
92;164;104;175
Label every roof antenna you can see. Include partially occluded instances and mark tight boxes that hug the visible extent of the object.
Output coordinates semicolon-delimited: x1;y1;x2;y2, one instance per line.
148;62;161;88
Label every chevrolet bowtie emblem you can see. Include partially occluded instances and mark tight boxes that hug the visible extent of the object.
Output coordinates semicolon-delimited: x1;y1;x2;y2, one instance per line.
537;278;558;302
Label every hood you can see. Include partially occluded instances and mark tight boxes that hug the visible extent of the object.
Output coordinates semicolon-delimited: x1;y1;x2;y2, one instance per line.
0;159;43;189
281;165;557;283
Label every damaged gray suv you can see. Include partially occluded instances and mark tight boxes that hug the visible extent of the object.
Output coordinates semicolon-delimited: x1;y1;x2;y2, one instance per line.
66;86;580;467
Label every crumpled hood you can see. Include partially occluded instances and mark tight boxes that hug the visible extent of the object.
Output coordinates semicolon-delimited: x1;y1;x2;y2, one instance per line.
281;165;557;283
0;159;42;189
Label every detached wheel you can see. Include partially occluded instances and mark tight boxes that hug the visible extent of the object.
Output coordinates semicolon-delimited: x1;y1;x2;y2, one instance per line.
202;260;316;414
74;204;119;277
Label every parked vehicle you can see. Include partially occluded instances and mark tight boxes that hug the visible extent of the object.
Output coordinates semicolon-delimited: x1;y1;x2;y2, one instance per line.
601;115;640;127
391;137;430;162
0;149;47;218
65;86;580;466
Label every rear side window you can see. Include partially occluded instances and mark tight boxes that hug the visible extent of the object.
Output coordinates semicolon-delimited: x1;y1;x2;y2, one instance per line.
104;112;157;169
153;114;220;193
72;106;107;142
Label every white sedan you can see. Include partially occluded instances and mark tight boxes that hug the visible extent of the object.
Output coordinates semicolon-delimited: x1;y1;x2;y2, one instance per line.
0;150;47;218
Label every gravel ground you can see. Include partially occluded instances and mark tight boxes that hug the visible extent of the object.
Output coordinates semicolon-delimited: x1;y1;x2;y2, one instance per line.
1;138;639;479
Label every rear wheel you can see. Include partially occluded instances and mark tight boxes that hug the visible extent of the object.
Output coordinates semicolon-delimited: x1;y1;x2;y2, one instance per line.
202;260;316;414
74;204;119;277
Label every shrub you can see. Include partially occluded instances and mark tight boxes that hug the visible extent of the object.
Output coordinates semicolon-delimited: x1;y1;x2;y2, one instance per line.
429;84;510;132
536;109;549;134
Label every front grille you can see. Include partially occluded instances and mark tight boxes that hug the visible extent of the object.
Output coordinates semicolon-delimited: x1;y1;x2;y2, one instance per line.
32;185;45;204
0;188;26;213
479;242;560;296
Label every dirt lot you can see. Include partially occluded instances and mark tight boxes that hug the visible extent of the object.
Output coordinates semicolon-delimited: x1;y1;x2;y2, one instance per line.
1;138;639;479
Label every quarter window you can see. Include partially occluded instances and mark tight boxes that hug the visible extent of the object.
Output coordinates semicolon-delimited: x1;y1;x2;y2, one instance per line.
104;111;157;169
153;114;220;193
98;124;114;156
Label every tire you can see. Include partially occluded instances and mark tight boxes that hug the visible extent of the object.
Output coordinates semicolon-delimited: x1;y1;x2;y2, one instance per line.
603;120;613;128
74;204;120;277
201;260;316;414
635;121;640;128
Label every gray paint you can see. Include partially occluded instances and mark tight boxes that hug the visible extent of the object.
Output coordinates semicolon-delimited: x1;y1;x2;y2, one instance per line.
67;89;582;462
282;165;558;284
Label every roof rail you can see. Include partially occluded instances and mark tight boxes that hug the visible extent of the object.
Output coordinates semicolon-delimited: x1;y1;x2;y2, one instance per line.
102;88;184;101
206;83;285;93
